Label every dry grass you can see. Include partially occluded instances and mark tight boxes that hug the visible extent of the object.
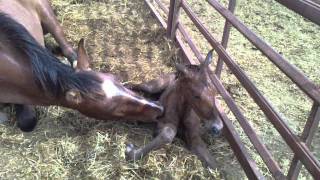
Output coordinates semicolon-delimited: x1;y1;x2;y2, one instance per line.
0;0;239;179
1;0;319;179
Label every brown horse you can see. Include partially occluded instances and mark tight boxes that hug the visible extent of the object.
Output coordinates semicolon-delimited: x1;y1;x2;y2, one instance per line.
125;50;223;169
0;0;163;132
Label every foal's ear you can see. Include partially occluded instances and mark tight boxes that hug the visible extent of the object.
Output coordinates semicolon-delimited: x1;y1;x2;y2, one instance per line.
65;89;83;105
175;63;188;75
76;38;91;71
200;49;214;69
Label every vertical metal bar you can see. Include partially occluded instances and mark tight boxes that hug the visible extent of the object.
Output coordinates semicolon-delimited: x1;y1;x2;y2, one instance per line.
145;0;168;28
287;103;320;179
215;0;236;78
167;0;176;38
170;0;181;39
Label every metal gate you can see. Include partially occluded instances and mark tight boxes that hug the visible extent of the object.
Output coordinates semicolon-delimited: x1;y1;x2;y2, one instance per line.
145;0;320;179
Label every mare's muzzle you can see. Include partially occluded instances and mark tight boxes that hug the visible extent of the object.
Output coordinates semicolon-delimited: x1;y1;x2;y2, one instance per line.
143;100;164;119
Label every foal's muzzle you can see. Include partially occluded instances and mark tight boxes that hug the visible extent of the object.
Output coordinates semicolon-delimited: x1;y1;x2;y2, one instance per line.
211;126;222;137
205;117;223;137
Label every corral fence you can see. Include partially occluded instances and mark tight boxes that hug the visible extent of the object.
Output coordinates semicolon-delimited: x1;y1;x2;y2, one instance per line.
144;0;320;179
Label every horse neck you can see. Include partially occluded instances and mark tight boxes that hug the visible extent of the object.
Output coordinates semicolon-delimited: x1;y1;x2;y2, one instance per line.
0;51;62;106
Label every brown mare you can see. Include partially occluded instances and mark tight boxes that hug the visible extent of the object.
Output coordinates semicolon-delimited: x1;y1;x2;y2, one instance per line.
0;0;163;132
125;50;223;169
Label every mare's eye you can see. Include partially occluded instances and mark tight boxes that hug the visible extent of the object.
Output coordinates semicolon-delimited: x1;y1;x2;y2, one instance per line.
194;95;201;99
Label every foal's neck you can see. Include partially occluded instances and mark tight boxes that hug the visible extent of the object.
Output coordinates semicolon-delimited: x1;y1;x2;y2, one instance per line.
174;77;192;117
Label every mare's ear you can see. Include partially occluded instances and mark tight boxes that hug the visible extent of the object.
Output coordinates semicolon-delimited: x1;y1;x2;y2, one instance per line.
200;49;214;70
75;38;91;71
175;63;188;75
65;89;83;105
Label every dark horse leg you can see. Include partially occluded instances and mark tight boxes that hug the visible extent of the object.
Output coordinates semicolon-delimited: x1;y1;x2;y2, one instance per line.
127;73;176;94
183;109;218;169
37;0;77;65
14;104;37;132
125;122;177;161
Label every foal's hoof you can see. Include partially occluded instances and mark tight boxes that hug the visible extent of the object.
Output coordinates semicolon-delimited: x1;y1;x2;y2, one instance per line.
125;143;139;161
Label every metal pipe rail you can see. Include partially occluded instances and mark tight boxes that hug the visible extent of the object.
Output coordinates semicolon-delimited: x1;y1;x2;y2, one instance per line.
181;1;320;178
206;0;320;105
145;0;320;179
275;0;320;26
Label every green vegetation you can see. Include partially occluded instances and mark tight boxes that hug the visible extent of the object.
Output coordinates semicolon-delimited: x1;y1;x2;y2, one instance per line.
0;0;318;179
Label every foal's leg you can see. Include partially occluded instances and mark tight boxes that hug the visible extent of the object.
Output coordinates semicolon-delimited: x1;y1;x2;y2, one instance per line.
183;110;218;169
15;104;37;132
36;0;77;65
127;73;176;94
125;122;177;161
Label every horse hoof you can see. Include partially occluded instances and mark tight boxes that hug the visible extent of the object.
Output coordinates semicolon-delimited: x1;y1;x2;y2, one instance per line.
18;116;37;132
0;112;9;124
125;143;138;161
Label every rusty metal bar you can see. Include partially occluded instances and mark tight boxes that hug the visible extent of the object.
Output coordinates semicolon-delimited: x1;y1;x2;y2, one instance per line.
145;0;167;28
215;0;236;78
175;33;196;64
166;0;181;39
288;103;320;179
146;0;320;178
275;0;320;26
154;0;204;62
177;23;204;62
215;102;265;179
181;0;320;177
209;71;285;179
170;0;181;39
206;0;320;105
154;0;169;14
167;0;175;37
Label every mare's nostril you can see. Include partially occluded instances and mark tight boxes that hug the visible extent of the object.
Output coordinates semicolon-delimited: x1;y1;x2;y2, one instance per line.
151;101;164;114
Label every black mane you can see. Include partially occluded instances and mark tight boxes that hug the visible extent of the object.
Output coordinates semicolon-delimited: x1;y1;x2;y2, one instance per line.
0;13;102;98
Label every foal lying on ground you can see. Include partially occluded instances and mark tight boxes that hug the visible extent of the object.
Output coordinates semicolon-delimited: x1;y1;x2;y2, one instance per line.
126;50;223;169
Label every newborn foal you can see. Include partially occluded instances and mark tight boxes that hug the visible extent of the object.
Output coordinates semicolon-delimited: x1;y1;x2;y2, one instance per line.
126;50;223;169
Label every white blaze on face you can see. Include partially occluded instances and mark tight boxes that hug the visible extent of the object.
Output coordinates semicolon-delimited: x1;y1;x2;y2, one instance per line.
101;80;163;110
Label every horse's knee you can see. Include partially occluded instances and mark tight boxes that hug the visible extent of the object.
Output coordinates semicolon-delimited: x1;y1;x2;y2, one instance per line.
160;126;176;144
15;105;38;132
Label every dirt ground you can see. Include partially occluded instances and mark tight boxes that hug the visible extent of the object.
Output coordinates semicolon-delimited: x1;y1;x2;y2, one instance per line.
0;0;319;179
0;0;241;179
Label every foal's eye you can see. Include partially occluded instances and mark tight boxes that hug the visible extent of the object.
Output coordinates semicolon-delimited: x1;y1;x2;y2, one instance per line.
194;95;201;99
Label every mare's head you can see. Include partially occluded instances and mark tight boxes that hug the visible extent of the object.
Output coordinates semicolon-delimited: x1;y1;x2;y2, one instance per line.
63;39;163;121
176;50;223;136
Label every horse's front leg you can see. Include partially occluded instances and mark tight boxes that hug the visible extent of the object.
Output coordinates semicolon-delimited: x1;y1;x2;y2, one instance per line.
183;110;218;169
14;104;37;132
126;73;176;94
125;123;177;161
37;0;77;65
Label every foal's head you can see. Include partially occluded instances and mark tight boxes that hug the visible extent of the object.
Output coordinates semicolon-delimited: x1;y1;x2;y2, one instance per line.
176;50;223;136
63;39;163;121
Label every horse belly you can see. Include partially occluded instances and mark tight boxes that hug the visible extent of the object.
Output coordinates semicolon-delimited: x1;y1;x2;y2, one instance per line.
0;0;44;45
